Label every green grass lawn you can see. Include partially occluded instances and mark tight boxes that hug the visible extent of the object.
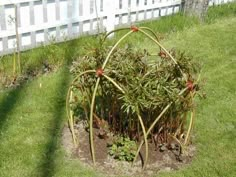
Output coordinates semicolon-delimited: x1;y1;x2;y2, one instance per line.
156;17;236;177
0;5;236;177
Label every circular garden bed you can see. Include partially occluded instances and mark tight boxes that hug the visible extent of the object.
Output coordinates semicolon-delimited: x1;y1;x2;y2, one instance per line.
63;26;201;176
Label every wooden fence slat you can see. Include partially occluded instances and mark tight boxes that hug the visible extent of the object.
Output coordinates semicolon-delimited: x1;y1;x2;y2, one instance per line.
130;0;137;22
71;0;79;18
122;0;128;9
44;27;48;43
90;0;94;14
147;0;152;5
21;32;31;47
20;2;30;28
0;39;3;52
43;0;48;23
130;0;137;8
47;0;56;23
2;37;8;52
104;0;116;32
5;4;15;31
55;0;60;20
79;0;83;16
36;30;44;43
139;0;145;6
56;25;60;40
60;0;68;21
68;0;73;18
29;1;35;25
34;0;44;25
153;8;159;18
68;0;73;37
31;31;36;47
83;0;90;16
0;5;6;31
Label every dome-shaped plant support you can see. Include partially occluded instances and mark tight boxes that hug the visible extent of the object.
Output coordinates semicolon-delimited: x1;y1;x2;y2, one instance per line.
66;26;200;169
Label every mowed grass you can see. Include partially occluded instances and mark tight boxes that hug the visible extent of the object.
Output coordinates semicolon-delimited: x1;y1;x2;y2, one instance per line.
154;17;236;177
0;68;102;177
0;5;236;177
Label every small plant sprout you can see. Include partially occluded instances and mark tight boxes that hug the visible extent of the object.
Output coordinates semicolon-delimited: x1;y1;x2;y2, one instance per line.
8;5;21;76
108;136;137;161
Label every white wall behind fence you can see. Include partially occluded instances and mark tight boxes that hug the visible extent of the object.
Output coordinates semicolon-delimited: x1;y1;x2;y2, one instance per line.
0;0;234;55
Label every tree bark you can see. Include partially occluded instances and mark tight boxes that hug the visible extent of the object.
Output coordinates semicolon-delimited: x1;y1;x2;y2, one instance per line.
183;0;209;20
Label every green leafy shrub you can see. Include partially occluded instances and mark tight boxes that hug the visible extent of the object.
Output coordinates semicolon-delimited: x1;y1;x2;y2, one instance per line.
67;26;201;168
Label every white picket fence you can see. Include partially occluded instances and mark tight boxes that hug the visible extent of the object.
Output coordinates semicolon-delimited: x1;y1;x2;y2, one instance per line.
0;0;234;55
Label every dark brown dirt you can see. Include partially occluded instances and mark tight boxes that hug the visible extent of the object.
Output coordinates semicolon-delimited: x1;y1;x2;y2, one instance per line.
62;121;196;177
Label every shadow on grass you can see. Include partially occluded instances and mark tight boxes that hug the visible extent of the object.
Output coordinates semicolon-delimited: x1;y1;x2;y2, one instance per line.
40;67;71;177
0;85;25;136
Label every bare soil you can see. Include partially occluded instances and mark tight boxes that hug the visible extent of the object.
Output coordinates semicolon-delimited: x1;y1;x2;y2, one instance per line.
62;121;196;177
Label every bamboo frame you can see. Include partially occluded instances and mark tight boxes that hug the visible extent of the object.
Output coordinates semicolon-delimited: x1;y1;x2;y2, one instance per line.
66;26;198;169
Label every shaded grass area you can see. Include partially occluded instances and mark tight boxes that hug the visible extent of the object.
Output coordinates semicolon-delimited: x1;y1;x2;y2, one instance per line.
39;67;70;177
0;69;101;177
0;3;236;177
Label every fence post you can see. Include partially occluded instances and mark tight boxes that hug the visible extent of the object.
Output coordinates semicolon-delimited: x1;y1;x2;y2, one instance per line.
104;0;116;34
0;5;6;31
67;0;73;38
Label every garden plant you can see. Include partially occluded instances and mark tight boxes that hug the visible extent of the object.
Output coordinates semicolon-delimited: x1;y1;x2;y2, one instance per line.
66;26;201;169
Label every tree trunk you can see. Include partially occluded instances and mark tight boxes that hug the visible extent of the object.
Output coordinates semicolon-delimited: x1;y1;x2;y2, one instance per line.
183;0;209;20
